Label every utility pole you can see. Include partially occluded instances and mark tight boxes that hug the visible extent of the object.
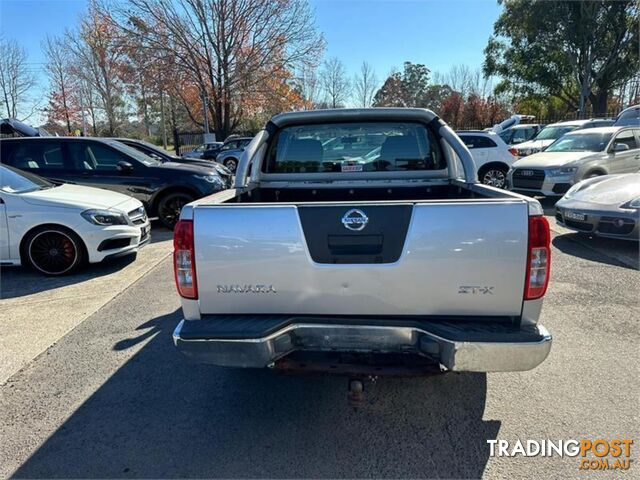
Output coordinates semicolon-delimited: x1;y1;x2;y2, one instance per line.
80;89;87;137
201;90;215;143
160;89;167;150
201;90;210;134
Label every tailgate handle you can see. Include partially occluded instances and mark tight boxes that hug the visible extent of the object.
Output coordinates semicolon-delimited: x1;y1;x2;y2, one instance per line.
327;235;383;256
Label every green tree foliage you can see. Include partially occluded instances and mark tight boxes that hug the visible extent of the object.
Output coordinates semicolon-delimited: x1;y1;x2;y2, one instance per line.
372;62;430;107
372;62;509;128
484;0;639;116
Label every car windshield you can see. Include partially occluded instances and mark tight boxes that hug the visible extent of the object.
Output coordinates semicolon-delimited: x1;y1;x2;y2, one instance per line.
107;140;161;166
498;130;511;142
264;122;445;174
615;108;640;126
534;126;577;140
0;165;55;193
545;132;613;152
138;141;175;160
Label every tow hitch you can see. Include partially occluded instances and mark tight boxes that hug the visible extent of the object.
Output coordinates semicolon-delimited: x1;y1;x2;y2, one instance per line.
273;351;445;406
347;378;365;407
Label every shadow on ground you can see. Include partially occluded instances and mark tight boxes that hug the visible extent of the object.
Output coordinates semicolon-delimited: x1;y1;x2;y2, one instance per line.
148;222;174;244
0;224;173;300
0;254;138;299
553;234;639;270
13;309;500;479
538;196;559;216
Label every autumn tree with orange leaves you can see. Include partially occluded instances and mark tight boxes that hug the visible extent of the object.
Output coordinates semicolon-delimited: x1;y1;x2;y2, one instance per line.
64;0;129;136
110;0;324;139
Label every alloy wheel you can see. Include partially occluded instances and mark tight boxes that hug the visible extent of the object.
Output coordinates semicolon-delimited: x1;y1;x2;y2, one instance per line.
482;169;507;188
224;158;238;173
28;230;78;275
159;193;193;229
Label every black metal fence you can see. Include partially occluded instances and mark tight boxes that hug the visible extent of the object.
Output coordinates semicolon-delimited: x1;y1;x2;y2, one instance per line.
173;130;257;155
173;131;205;156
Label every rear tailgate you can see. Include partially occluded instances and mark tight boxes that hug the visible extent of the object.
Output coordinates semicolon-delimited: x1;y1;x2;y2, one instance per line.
193;200;529;317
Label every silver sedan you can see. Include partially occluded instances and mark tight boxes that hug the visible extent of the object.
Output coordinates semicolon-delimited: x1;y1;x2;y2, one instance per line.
555;173;640;241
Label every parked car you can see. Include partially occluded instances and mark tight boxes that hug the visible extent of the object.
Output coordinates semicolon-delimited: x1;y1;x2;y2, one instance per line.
1;118;51;137
498;124;544;145
0;164;150;275
556;173;640;241
0;137;227;229
614;105;640;127
181;142;223;159
508;126;640;197
211;137;253;172
457;130;517;188
172;108;552;375
513;119;615;158
113;138;233;187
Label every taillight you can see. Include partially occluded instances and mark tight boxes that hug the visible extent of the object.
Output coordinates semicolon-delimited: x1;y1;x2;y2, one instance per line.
174;219;198;299
508;147;518;157
525;215;551;300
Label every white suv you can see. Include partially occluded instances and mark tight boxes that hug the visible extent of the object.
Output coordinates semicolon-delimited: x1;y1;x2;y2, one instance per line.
457;130;517;188
513;119;615;158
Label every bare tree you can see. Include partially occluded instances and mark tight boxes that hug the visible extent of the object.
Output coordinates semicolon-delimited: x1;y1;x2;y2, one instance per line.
320;57;351;108
446;64;473;98
66;0;127;135
353;61;378;107
0;38;37;119
79;78;99;135
42;35;77;134
440;64;494;100
295;64;320;109
110;0;324;138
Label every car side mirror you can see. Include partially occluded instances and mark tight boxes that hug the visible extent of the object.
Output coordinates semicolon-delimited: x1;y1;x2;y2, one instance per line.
117;161;134;173
613;143;630;152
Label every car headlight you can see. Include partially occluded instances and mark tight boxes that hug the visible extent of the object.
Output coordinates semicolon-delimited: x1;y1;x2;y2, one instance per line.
212;163;231;175
194;174;224;187
621;197;640;209
547;166;578;177
81;209;128;226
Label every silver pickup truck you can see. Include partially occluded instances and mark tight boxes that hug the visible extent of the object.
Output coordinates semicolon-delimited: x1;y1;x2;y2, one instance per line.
172;108;552;375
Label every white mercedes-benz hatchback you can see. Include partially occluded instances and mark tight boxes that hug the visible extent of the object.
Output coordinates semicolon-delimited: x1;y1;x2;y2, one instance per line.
0;165;151;275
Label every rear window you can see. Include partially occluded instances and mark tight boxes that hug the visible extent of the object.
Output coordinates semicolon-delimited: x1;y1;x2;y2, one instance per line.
459;135;497;149
263;122;445;174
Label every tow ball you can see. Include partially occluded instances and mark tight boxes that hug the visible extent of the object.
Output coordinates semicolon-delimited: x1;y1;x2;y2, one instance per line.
347;378;365;407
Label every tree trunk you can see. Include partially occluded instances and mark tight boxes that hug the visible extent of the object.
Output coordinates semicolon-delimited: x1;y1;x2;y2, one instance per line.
60;80;71;134
140;78;150;137
589;90;608;117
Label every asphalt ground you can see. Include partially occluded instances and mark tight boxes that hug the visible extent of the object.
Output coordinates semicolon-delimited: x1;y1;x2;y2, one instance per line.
0;207;638;479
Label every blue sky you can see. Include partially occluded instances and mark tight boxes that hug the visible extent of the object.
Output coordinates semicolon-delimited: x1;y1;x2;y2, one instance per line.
0;0;501;120
313;0;500;77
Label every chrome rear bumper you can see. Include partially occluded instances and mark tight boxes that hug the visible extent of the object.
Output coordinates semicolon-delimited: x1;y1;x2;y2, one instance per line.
173;319;552;373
